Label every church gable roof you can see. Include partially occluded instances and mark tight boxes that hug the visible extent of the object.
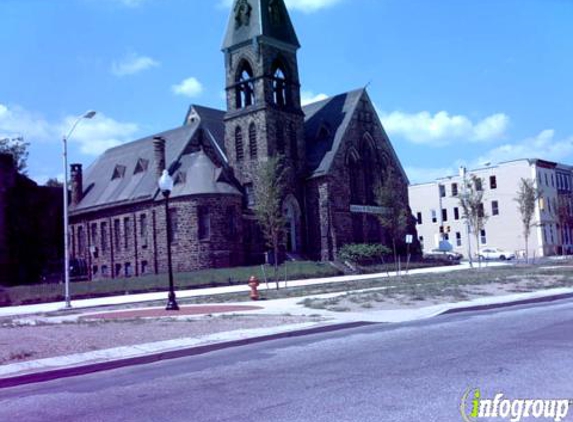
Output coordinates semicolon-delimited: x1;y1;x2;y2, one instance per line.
303;88;365;177
222;0;300;51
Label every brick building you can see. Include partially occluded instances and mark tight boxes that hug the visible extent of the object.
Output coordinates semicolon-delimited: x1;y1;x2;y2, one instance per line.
69;0;411;280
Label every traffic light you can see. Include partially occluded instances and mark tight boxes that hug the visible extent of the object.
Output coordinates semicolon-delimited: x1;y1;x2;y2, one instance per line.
439;226;444;234
447;226;451;233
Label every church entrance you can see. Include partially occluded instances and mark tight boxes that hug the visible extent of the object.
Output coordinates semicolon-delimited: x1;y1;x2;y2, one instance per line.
282;194;301;253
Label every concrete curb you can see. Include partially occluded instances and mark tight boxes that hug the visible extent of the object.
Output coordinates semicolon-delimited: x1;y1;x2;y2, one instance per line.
441;291;573;315
0;321;374;390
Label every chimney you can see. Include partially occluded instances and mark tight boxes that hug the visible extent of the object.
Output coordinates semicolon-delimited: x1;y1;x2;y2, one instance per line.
153;136;166;179
70;163;83;206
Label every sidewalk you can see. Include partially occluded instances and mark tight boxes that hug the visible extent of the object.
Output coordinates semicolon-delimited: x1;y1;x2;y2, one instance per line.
0;261;506;318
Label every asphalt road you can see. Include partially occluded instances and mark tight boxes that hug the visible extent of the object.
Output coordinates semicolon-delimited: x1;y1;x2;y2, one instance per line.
1;299;572;422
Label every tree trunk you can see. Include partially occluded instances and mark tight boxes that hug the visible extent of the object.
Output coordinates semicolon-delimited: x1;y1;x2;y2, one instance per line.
524;233;529;264
392;238;398;275
475;233;482;269
273;232;279;290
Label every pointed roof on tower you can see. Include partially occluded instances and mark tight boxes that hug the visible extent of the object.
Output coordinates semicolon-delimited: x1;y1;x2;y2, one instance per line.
222;0;300;51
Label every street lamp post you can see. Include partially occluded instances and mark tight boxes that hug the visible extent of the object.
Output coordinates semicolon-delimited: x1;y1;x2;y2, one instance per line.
62;110;96;309
158;169;179;311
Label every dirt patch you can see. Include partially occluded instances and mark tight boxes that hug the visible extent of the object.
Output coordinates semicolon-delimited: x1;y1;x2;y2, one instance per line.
0;314;322;365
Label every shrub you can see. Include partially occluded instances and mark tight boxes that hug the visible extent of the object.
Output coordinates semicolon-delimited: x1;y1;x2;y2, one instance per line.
338;243;392;265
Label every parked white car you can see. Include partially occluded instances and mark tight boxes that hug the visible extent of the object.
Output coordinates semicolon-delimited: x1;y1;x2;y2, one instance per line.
478;248;516;261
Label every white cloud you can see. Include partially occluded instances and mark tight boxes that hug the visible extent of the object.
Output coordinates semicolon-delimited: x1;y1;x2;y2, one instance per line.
380;110;509;146
111;53;159;77
477;130;573;166
0;103;57;141
60;114;140;156
218;0;343;13
301;91;329;106
172;77;204;98
0;103;140;156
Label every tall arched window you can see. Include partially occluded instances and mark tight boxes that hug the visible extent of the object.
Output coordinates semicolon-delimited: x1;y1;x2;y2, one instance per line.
235;61;255;109
362;135;378;205
235;126;244;162
249;122;257;159
289;122;298;160
347;149;362;205
272;62;287;107
276;122;285;154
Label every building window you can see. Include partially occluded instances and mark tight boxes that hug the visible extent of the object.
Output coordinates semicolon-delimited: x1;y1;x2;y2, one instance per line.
416;212;423;225
490;175;497;189
78;226;86;255
141;260;148;274
101;222;108;253
248;123;257;159
456;232;462;247
442;209;448;222
169;209;178;241
475;178;483;191
454;207;460;220
439;185;446;198
480;229;487;245
140;214;148;247
431;209;437;224
101;265;109;277
419;236;424;247
115;263;122;277
124;262;132;277
92;266;98;277
551;174;555;188
245;183;255;207
451;183;458;197
272;65;287;107
276;122;285;154
114;219;121;250
545;173;549;186
235;126;244;162
478;203;485;218
492;200;499;216
198;206;210;240
91;223;98;248
124;217;132;249
235;61;254;109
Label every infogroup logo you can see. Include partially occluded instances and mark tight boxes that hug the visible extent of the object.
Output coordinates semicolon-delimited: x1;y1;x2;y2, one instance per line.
460;388;571;422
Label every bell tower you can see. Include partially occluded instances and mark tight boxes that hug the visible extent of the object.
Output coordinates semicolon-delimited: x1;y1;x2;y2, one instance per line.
222;0;306;188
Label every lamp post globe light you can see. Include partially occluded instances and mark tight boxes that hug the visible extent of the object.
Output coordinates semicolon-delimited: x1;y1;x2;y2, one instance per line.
158;169;180;311
62;110;96;309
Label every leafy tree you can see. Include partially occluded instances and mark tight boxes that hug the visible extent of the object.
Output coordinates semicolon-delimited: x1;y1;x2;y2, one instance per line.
252;155;288;289
459;175;488;267
0;136;30;174
376;168;409;271
45;178;63;187
515;178;541;262
556;193;573;255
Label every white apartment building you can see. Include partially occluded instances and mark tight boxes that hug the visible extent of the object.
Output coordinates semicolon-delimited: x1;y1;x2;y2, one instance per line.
409;159;573;259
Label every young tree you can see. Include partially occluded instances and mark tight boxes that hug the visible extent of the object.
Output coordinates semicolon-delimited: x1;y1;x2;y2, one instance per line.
459;175;488;267
0;136;30;174
515;178;541;263
252;155;288;289
376;168;409;272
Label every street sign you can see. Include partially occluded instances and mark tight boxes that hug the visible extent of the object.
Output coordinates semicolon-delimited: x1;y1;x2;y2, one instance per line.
405;234;413;244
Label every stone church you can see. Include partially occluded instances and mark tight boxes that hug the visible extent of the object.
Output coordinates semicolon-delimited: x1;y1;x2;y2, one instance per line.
69;0;411;280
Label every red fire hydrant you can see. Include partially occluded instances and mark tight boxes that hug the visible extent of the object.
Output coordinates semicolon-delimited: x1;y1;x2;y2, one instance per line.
248;276;260;301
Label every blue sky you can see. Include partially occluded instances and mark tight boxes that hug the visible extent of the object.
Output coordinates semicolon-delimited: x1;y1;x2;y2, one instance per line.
1;0;572;184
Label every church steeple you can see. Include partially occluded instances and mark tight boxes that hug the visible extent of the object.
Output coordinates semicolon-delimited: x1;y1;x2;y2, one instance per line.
222;0;300;52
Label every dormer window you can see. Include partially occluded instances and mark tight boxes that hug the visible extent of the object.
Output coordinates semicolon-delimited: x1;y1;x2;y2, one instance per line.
174;171;186;185
112;165;126;180
134;158;149;175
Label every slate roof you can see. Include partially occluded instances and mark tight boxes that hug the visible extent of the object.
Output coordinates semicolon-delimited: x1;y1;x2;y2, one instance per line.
222;0;300;51
71;88;406;214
